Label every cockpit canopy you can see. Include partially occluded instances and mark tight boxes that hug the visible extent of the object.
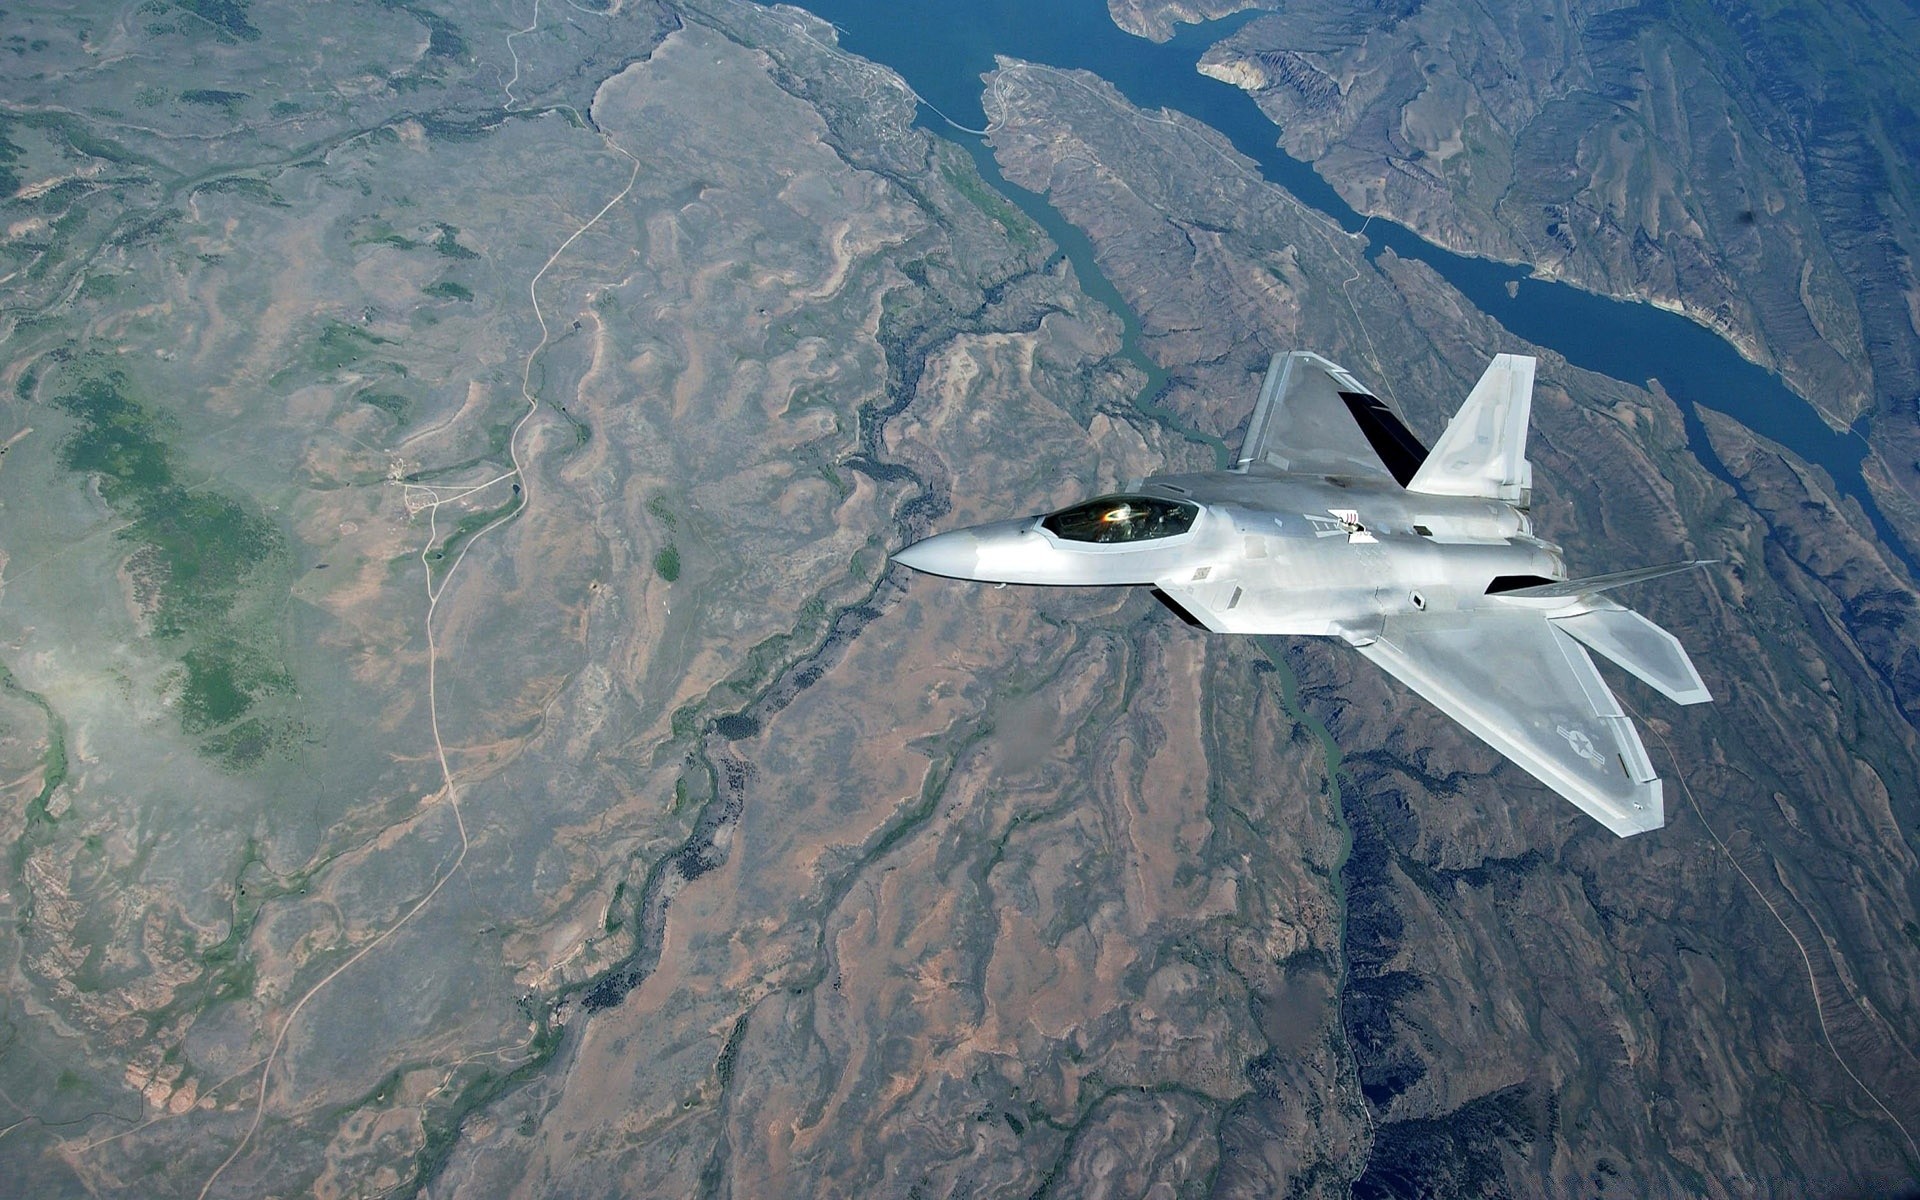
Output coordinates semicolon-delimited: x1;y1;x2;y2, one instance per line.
1041;494;1199;544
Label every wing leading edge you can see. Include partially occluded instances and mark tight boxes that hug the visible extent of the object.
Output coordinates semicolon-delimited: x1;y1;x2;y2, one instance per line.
1354;609;1665;836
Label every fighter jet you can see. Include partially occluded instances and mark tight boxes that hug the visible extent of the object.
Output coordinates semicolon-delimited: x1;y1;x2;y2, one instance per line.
892;351;1712;836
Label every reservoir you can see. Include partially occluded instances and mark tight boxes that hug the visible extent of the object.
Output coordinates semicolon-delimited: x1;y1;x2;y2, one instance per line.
789;0;1911;573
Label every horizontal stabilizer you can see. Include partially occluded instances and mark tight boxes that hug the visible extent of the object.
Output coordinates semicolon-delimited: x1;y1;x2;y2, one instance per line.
1406;354;1535;502
1553;607;1711;705
1493;559;1714;599
1355;610;1664;836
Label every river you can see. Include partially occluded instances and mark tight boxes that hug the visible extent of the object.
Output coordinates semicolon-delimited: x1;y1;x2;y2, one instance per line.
789;0;1913;573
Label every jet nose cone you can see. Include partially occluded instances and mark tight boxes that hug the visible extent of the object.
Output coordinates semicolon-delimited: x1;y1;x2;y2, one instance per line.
891;530;979;579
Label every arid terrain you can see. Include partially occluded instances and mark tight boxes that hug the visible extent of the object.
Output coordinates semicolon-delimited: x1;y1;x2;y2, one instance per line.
0;1;1916;1197
1148;0;1920;563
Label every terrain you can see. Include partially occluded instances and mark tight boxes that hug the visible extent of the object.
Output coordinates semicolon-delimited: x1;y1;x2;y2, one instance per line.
982;54;1920;1194
0;0;1915;1197
1152;0;1920;558
0;0;1178;1190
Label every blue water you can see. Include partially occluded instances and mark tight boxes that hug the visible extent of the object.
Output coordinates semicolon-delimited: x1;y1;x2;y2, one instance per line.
793;0;1914;573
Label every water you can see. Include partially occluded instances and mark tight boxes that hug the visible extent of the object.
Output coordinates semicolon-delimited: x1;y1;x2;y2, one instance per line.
792;0;1913;572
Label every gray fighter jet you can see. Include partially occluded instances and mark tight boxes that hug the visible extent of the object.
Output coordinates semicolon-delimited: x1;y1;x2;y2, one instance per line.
893;352;1711;836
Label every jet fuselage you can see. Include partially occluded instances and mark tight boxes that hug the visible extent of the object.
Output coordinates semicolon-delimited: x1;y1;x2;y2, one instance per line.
891;350;1713;836
894;472;1562;640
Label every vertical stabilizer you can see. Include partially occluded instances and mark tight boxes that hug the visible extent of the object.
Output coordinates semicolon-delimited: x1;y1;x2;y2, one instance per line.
1407;354;1536;503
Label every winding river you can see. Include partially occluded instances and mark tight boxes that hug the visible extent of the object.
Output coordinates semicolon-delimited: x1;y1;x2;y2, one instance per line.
792;0;1911;571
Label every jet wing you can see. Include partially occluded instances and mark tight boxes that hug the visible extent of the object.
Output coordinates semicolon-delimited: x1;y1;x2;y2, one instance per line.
1238;352;1427;485
1353;609;1665;836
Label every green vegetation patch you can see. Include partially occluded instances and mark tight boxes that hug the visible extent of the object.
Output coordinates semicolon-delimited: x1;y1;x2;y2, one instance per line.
79;273;122;300
376;3;470;93
417;115;495;143
137;838;328;1029
723;595;827;698
172;0;260;41
201;715;306;771
670;702;703;739
408;1011;565;1191
603;880;628;933
0;114;23;198
413;7;468;58
652;545;681;582
939;159;1040;250
8;110;145;171
646;494;677;530
355;390;412;424
0;659;68;865
425;493;521;585
58;374;174;500
195;176;281;205
432;223;477;260
423;279;472;302
350;220;422;250
181;89;248;113
109;209;181;249
309;321;394;372
53;367;291;754
200;715;273;767
178;648;254;730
